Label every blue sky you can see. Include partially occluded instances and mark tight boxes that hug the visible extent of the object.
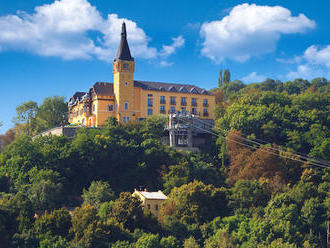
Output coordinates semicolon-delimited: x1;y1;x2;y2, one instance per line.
0;0;329;133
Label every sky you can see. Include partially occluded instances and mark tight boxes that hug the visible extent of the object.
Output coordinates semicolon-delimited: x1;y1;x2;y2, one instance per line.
0;0;329;133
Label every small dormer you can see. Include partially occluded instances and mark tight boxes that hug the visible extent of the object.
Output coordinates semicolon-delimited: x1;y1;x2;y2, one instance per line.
169;86;177;92
179;86;188;93
190;87;199;94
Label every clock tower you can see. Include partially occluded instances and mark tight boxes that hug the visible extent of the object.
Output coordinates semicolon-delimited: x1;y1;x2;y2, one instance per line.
113;22;136;122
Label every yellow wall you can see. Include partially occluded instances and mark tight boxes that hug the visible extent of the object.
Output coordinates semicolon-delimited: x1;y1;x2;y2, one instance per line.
113;60;136;122
136;89;215;120
132;192;165;217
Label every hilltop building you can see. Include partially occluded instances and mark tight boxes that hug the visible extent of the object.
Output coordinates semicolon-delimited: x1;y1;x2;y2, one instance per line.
68;23;215;126
132;189;167;217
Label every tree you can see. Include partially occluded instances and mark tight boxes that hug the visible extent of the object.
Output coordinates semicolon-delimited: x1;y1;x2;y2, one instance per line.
160;180;229;225
33;209;72;238
229;180;269;214
183;237;200;248
14;101;38;135
218;69;223;88
37;96;68;130
160;235;181;248
135;233;160;248
82;181;115;207
223;69;231;84
110;192;144;231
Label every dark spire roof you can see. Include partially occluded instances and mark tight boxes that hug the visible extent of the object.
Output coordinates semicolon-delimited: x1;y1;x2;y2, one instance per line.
115;22;134;61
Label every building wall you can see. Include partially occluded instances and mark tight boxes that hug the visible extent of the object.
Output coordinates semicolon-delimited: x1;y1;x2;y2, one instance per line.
113;60;136;122
92;95;115;126
69;88;215;127
137;89;215;120
132;192;165;218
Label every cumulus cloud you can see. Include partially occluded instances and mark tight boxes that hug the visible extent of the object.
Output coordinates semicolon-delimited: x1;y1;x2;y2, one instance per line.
0;0;180;62
241;72;267;83
285;45;330;80
200;3;315;63
158;35;185;67
160;35;185;57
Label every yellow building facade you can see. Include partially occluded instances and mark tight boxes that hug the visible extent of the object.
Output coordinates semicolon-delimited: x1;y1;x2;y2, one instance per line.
132;189;167;217
68;23;215;126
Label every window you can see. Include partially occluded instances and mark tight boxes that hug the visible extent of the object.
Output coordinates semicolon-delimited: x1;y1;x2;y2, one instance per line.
148;98;153;107
181;97;187;106
203;99;209;107
160;96;166;104
93;104;95;113
181;107;186;112
124;102;129;110
148;94;153;97
107;104;114;112
203;108;209;116
169;86;177;92
155;204;159;211
192;98;197;106
170;96;176;105
125;82;129;86
148;108;153;116
123;116;130;123
147;204;151;210
123;63;129;69
179;87;188;93
192;107;197;114
160;105;165;113
170;107;175;113
190;87;199;94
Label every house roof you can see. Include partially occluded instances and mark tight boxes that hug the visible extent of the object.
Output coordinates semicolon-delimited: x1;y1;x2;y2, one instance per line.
115;22;134;62
134;80;213;95
136;190;167;200
90;82;114;96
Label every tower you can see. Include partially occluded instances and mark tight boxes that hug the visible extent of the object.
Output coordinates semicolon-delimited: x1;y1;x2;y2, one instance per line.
113;22;136;122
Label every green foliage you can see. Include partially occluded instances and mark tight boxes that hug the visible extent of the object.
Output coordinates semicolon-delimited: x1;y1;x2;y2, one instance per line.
229;180;269;215
160;235;181;248
33;209;71;237
161;180;229;225
183;236;200;248
82;181;115;207
0;80;329;247
37;96;68;131
135;233;160;248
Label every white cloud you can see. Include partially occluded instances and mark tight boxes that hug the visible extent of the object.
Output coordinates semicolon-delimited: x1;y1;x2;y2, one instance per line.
303;45;330;68
241;72;266;83
286;45;330;80
0;0;181;62
200;3;315;63
160;35;185;57
159;61;174;67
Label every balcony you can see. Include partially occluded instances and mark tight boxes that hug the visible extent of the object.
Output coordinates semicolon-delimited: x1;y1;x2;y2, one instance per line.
170;101;176;105
181;102;187;106
160;109;166;114
203;112;209;117
160;100;166;104
203;103;209;107
191;102;198;107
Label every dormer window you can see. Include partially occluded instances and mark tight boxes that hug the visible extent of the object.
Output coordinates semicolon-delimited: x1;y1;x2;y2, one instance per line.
190;87;199;94
179;87;188;93
169;86;177;92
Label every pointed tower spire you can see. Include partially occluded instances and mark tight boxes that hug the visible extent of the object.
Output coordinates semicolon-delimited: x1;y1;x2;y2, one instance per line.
115;22;134;61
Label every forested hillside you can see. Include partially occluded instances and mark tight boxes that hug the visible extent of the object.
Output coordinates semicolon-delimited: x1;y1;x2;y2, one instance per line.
0;77;329;248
